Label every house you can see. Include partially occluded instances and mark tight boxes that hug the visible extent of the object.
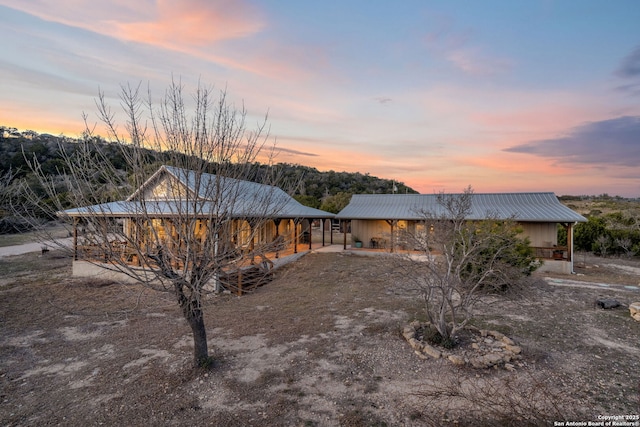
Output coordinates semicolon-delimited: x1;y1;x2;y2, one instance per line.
63;165;335;282
335;192;587;274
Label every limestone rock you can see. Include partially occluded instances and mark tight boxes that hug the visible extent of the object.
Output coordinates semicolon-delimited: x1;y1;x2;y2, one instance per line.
470;357;488;369
488;330;506;341
483;352;504;367
501;336;515;346
630;302;640;322
422;343;442;359
505;344;522;354
448;355;465;365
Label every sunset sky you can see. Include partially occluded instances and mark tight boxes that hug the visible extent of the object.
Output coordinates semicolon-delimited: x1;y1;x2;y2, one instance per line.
1;1;639;197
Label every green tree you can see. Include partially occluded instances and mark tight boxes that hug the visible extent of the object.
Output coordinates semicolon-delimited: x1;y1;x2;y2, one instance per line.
574;217;607;252
293;194;320;209
320;192;352;214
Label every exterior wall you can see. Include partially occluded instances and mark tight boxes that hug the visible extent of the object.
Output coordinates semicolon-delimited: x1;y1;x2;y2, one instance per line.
351;220;391;247
519;222;557;247
352;219;560;249
142;175;189;200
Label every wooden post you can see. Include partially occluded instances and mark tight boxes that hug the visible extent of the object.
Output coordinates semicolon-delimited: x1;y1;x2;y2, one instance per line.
73;217;78;261
238;269;243;296
386;220;396;253
273;219;281;259
330;219;334;244
321;219;326;247
566;223;573;262
343;220;347;250
293;219;299;254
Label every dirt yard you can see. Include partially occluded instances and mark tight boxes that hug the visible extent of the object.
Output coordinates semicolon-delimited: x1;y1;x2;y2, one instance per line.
1;249;639;426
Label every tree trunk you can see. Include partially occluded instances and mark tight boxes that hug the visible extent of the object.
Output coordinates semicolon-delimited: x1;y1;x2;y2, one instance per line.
175;280;210;367
187;308;209;367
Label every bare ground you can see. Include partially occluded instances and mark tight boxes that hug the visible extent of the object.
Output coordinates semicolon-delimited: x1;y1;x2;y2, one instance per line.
1;250;639;426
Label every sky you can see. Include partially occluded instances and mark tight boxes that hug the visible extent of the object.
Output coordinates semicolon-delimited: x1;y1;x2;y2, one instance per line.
1;1;640;197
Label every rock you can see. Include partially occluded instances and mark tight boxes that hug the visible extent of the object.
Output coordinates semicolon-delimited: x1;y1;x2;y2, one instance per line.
448;355;465;365
504;344;522;355
470;357;488;369
483;353;504;367
422;343;441;359
488;330;505;341
630;303;640;322
501;336;515;346
471;343;480;350
504;363;516;372
408;338;422;351
596;298;620;309
402;327;414;340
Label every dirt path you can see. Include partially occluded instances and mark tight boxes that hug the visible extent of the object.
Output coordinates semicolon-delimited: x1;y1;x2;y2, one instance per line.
0;238;72;258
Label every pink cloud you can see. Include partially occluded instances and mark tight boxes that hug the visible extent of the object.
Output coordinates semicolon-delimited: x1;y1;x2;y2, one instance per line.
1;0;264;46
111;0;265;47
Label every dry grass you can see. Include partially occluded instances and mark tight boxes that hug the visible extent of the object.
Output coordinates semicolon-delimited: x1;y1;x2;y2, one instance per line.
1;250;639;426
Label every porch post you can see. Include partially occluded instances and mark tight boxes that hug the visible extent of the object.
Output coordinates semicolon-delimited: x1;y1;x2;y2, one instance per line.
330;219;334;244
567;222;575;271
73;217;78;261
343;220;348;250
386;219;396;253
293;219;299;254
321;218;325;247
273;219;281;259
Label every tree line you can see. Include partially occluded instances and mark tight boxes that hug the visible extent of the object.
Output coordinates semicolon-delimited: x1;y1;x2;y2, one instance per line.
0;126;416;231
558;195;640;257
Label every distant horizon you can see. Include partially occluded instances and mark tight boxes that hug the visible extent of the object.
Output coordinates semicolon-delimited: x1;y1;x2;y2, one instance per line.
1;1;639;197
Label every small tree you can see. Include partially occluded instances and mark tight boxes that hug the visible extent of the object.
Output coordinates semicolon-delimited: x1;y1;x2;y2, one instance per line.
320;192;351;214
16;79;284;368
397;187;538;345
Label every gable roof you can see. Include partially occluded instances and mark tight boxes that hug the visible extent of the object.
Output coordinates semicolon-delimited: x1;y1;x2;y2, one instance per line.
64;165;334;219
335;192;586;223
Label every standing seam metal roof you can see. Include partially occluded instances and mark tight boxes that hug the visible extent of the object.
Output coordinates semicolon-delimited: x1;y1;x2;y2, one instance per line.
335;193;586;222
64;165;334;219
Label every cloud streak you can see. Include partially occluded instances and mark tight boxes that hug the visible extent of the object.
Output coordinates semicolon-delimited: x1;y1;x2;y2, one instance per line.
504;116;640;167
617;45;640;78
0;0;264;46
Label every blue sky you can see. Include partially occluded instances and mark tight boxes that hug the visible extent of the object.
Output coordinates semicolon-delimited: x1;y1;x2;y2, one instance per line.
1;0;639;196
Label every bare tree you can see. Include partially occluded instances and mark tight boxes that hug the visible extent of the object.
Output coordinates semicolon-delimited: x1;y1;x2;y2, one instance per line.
595;234;612;257
614;237;634;258
16;79;287;367
396;187;538;345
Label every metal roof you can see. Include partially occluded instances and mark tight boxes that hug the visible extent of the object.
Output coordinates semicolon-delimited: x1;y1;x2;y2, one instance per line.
335;193;586;223
64;166;334;219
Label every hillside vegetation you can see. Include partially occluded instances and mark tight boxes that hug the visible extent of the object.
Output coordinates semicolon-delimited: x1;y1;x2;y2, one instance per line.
559;195;640;257
0;126;415;231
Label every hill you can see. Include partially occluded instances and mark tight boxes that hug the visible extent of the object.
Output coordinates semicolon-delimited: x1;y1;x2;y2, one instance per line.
0;126;416;224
